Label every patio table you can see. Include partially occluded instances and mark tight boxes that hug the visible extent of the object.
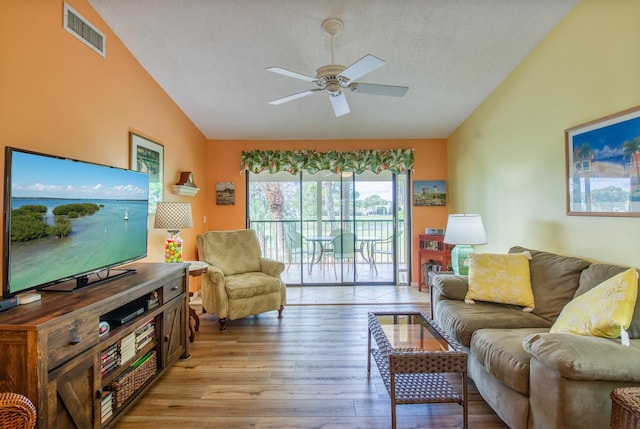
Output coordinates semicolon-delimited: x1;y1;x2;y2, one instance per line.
305;235;333;273
305;234;381;274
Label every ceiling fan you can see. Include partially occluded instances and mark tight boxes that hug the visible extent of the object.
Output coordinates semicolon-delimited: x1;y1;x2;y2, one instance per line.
266;18;409;117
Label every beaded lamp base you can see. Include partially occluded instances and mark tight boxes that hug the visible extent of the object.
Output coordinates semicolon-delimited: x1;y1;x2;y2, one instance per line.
164;230;184;263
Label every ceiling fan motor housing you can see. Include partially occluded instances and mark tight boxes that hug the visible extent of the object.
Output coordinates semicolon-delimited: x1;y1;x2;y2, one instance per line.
315;64;347;94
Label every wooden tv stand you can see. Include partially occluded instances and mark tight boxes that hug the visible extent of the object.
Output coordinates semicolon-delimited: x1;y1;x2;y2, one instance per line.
0;262;189;429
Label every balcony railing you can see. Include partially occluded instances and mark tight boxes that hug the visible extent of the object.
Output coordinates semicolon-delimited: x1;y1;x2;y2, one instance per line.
250;219;403;266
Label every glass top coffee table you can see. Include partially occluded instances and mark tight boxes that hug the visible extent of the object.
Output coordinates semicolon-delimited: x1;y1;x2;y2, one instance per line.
367;311;468;429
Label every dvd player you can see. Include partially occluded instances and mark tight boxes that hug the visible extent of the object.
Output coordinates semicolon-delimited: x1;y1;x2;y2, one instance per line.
102;303;145;326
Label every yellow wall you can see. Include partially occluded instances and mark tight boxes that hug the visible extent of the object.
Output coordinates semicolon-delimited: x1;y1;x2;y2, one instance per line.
447;0;640;266
207;139;449;282
0;0;209;266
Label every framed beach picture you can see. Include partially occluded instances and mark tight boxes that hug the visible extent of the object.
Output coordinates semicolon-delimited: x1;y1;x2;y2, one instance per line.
413;180;446;206
565;106;640;216
130;132;163;213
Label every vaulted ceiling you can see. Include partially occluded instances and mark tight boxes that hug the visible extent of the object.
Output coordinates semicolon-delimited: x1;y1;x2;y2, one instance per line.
88;0;579;140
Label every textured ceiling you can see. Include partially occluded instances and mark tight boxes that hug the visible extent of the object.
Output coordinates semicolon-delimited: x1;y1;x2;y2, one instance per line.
88;0;578;140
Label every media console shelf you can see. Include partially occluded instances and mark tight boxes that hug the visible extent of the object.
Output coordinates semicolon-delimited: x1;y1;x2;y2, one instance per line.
0;262;189;429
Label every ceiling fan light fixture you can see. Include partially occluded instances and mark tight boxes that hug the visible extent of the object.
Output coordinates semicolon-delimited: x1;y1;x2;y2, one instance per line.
325;82;341;95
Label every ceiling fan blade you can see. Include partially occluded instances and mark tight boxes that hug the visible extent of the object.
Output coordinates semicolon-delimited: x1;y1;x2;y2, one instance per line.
329;92;350;117
350;83;409;97
338;54;385;83
269;89;322;105
265;67;317;82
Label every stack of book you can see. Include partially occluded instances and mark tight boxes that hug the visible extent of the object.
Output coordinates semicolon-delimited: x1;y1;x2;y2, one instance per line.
100;342;120;376
135;319;156;352
119;332;136;365
131;351;155;369
100;390;113;423
421;261;444;283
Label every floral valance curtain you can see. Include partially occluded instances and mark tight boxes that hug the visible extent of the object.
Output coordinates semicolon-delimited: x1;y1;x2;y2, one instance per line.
240;149;414;175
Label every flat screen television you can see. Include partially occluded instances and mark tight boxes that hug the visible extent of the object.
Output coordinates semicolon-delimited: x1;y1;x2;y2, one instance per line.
3;147;150;298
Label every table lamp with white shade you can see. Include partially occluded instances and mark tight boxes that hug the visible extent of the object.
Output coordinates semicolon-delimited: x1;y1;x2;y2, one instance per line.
154;202;193;263
443;214;487;275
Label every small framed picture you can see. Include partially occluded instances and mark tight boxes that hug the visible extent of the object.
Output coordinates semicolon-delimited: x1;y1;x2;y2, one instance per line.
130;132;163;213
425;240;440;251
216;182;235;205
413;180;446;206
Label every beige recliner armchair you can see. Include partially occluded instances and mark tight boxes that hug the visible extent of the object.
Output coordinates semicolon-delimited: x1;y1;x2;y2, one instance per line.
196;229;286;331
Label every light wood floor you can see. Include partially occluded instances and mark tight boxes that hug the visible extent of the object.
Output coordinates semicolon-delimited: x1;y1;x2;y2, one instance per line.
285;284;431;305
113;287;509;429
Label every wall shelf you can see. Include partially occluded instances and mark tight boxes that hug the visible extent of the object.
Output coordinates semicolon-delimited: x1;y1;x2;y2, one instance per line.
171;184;200;196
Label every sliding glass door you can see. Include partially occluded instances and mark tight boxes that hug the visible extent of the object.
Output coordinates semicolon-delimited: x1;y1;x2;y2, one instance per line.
247;169;409;286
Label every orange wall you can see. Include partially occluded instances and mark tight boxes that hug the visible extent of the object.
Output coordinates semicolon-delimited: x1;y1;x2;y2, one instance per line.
0;0;209;268
206;139;448;283
1;0;448;285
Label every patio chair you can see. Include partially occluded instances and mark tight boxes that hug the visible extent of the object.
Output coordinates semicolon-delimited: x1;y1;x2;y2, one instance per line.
318;228;342;265
0;393;37;429
329;230;358;280
286;229;311;271
371;230;402;275
197;229;286;331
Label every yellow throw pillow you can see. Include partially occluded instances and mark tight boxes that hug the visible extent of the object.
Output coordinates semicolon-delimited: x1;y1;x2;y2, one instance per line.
550;268;638;338
465;252;535;311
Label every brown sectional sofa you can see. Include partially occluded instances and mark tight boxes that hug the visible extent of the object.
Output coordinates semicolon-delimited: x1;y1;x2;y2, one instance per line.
431;246;640;429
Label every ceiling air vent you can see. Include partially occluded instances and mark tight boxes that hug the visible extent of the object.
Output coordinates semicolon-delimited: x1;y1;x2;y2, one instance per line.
63;3;105;57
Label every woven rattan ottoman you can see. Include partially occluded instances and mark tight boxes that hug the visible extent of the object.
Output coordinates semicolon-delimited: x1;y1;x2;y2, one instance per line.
367;311;468;429
611;387;640;429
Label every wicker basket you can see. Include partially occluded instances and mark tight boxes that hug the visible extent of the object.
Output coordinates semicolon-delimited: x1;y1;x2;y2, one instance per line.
0;392;37;429
108;351;157;409
611;387;640;429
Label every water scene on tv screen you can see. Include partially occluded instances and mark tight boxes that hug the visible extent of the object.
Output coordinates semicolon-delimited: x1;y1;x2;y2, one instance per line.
8;151;149;293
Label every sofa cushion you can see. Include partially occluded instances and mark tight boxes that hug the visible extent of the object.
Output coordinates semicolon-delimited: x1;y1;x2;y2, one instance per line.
509;246;591;323
436;299;552;347
524;332;640;382
465;252;534;310
471;328;548;395
578;264;640;339
225;272;282;299
550;268;638;338
431;274;468;300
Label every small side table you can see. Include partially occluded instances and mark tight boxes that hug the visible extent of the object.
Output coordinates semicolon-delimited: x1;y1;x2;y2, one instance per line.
611;387;640;428
185;261;208;343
